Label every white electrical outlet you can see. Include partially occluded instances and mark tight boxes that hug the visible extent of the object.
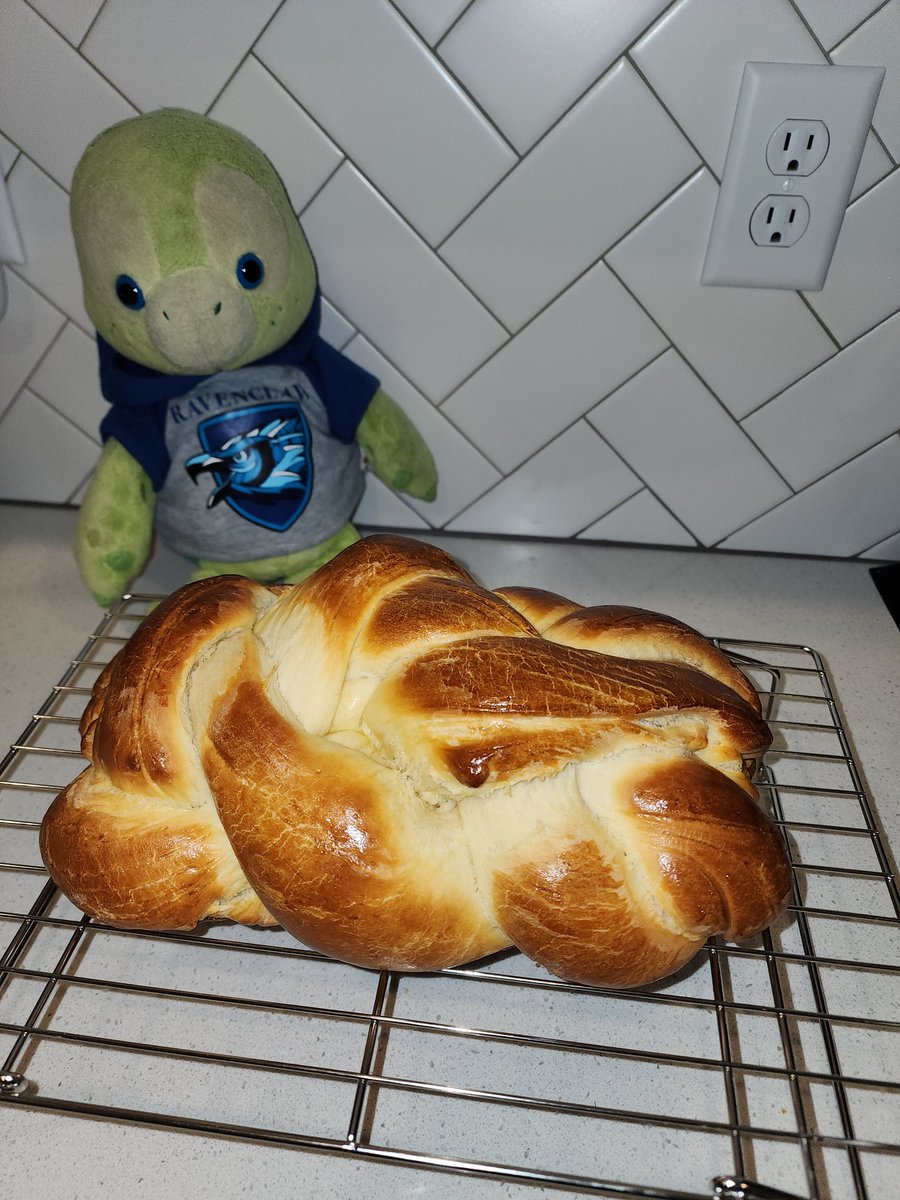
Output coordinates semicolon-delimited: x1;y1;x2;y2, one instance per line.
701;62;884;291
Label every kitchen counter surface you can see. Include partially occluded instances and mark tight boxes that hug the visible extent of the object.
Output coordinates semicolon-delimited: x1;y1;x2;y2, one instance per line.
2;502;898;1199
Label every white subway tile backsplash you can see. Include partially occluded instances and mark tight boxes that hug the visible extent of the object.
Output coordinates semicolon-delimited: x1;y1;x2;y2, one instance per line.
82;0;281;114
7;157;89;330
850;132;894;202
319;298;357;353
27;321;104;440
743;311;900;490
392;0;472;45
353;475;430;531
861;530;900;562
25;0;104;47
0;0;135;189
832;0;900;161
301;164;507;403
440;60;698;331
632;0;824;176
805;170;900;345
342;335;502;527
0;273;64;420
0;0;897;558
441;261;667;473
208;58;343;215
257;0;515;245
446;422;641;537
0;134;18;176
0;389;99;503
607;171;836;418
588;351;792;545
439;0;669;152
578;489;697;546
792;0;889;50
718;436;900;557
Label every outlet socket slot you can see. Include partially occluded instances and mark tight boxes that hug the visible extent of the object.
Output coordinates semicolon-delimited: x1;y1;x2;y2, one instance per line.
766;119;829;176
750;195;810;247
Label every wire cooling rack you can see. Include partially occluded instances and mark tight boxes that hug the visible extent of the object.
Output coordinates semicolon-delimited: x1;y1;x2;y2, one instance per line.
1;596;898;1200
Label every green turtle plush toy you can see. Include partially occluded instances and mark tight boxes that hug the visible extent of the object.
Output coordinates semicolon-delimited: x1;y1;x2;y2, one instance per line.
71;108;436;605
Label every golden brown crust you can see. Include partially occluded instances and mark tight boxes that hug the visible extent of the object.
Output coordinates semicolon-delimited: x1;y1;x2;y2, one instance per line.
494;585;582;632
492;841;700;988
39;777;243;929
40;575;276;929
203;661;505;970
545;604;762;714
41;535;790;987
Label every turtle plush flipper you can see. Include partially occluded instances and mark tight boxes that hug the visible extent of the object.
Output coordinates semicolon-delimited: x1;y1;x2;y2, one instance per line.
75;438;155;606
190;522;360;586
357;389;437;502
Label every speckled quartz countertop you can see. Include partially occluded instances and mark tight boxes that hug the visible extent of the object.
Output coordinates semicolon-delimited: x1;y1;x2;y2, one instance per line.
1;502;898;1200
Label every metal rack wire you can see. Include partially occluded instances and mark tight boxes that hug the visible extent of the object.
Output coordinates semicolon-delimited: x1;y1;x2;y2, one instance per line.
1;595;898;1200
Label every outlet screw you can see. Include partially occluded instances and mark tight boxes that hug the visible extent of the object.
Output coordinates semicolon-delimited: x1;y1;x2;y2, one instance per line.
0;1072;29;1096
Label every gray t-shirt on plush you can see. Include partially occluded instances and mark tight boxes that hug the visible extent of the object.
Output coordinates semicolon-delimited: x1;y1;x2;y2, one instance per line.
155;364;364;562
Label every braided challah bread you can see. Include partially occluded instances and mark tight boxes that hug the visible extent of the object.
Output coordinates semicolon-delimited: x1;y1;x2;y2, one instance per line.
41;535;790;988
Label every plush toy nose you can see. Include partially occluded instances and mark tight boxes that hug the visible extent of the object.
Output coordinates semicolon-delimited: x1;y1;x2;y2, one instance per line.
145;267;255;373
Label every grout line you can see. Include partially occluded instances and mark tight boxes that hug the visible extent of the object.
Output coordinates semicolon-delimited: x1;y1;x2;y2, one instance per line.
5;260;93;339
737;302;900;425
202;57;250;118
65;465;97;507
77;0;107;50
3;145;22;181
849;158;897;210
244;53;349;215
599;227;731;395
856;526;900;561
826;0;895;54
204;1;290;118
590;344;672;407
666;344;797;494
820;2;898;169
574;425;701;545
709;433;900;550
14;0;143;123
19;319;70;396
783;0;832;59
625;52;719;184
335;321;509;477
312;308;511;526
795;292;841;350
384;0;520;160
296;152;516;340
357;477;435;534
435;27;703;255
249;0;289;53
438;414;648;535
250;74;516;339
6;147;71;200
865;125;898;170
296;156;347;221
571;487;644;541
436;169;703;412
24;385;101;448
433;0;479;51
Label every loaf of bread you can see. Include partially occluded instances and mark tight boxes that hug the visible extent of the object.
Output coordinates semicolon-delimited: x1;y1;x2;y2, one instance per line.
40;535;790;988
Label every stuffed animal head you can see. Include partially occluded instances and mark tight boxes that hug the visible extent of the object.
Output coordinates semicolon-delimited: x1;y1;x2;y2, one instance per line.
70;108;317;375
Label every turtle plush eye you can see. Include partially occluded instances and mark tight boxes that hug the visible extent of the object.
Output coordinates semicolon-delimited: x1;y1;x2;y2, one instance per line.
236;253;264;289
115;274;145;310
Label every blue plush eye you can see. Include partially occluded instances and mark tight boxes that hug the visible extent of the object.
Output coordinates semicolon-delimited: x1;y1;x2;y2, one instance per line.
236;253;264;289
115;274;145;310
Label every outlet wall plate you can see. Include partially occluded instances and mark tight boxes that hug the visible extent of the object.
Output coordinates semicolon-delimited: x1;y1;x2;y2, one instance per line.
701;62;884;291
